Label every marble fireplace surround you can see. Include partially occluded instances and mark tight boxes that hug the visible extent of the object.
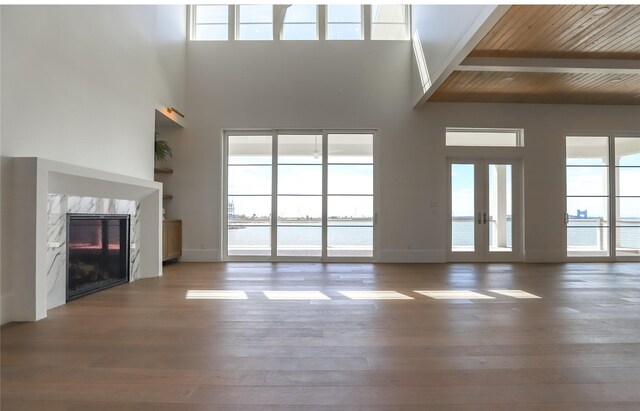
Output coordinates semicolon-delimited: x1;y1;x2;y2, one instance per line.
9;158;162;321
47;195;141;310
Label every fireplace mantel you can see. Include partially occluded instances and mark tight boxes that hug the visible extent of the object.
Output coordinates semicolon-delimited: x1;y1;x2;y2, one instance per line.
5;157;162;322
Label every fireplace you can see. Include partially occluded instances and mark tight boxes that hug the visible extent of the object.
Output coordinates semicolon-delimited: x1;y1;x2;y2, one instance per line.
66;214;130;301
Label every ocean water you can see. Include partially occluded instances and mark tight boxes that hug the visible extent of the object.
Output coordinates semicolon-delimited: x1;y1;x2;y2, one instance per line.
228;223;373;247
452;220;639;249
227;221;640;252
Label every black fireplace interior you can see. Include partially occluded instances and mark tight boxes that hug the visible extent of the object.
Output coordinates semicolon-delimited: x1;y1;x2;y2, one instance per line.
67;214;130;301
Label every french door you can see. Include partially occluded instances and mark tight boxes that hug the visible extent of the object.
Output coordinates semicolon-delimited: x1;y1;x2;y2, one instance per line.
447;159;522;262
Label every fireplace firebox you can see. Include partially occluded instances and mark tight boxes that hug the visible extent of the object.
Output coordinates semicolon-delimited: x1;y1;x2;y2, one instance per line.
66;214;130;301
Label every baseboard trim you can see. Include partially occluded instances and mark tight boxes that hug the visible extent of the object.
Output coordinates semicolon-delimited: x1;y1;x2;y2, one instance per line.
180;249;220;262
524;250;566;263
378;250;446;263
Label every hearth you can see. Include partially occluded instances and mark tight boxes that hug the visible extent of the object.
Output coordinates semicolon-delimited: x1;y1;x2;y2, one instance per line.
66;214;130;301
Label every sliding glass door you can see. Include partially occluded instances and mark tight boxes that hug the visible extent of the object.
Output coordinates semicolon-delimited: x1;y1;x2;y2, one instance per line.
566;135;640;259
277;134;323;257
327;134;374;257
227;135;272;256
224;130;376;260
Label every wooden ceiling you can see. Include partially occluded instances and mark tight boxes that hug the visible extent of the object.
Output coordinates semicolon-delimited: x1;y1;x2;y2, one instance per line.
429;5;640;105
471;5;640;60
430;71;640;105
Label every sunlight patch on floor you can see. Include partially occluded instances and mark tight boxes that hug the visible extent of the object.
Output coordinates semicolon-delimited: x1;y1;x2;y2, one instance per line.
185;289;543;301
339;291;414;300
415;290;495;300
263;291;330;300
186;290;248;300
489;289;542;299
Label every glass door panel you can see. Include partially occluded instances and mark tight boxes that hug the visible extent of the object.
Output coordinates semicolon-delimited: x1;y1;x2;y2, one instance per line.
227;135;273;257
449;159;520;262
488;164;512;253
565;136;610;257
327;133;374;257
615;137;640;257
450;163;476;254
277;134;323;257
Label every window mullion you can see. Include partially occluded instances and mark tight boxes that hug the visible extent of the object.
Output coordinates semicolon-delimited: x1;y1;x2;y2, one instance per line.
318;5;327;40
363;5;371;40
228;5;236;41
223;132;230;260
273;5;281;41
609;135;616;258
322;131;329;259
189;5;196;41
271;132;278;258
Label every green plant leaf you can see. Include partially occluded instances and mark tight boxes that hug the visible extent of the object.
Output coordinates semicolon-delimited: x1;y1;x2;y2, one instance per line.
155;140;173;162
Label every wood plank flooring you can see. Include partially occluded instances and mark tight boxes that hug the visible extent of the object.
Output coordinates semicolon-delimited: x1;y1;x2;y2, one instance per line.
2;262;640;410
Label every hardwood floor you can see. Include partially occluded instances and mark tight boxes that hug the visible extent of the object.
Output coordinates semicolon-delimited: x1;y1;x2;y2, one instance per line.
2;262;640;410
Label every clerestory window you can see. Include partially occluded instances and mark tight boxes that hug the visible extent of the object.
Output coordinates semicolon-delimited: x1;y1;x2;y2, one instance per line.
237;4;273;40
371;5;409;40
326;5;363;40
282;5;318;40
191;5;229;41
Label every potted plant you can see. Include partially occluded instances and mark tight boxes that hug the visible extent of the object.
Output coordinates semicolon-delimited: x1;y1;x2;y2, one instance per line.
154;132;172;162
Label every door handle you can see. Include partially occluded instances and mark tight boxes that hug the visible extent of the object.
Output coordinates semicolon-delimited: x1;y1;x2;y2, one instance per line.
477;212;482;224
483;212;487;224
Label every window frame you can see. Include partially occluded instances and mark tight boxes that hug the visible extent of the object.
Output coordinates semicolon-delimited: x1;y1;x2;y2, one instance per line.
222;129;378;262
235;4;274;41
190;4;231;41
564;133;640;261
325;4;365;41
189;4;412;42
281;4;319;41
371;4;410;41
446;128;525;148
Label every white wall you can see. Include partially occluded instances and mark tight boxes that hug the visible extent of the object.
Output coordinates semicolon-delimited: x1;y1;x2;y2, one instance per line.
0;5;186;323
410;5;507;105
167;40;639;264
1;5;186;179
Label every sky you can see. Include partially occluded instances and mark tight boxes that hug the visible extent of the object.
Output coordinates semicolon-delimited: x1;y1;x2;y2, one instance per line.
228;141;374;219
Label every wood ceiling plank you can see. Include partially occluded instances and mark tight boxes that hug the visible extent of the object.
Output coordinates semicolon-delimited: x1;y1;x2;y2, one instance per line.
567;6;637;55
537;5;592;52
604;14;640;54
473;6;538;55
558;6;610;51
497;6;557;54
468;5;640;59
516;6;580;53
429;71;640;105
473;72;502;94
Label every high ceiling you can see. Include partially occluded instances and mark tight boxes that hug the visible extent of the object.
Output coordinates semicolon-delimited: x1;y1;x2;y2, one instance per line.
429;5;640;105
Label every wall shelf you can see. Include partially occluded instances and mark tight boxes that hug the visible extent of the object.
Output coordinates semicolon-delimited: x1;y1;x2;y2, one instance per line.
155;107;182;262
155;107;185;129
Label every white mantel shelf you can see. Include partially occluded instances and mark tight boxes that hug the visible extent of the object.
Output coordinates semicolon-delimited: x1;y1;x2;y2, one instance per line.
6;157;163;322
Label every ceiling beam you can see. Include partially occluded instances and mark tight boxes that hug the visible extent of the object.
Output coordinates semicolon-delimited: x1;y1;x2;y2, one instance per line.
413;5;511;108
457;57;640;75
